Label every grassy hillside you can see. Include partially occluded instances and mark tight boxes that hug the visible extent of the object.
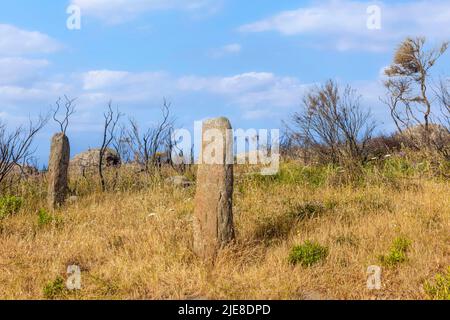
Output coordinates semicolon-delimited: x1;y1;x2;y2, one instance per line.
0;157;449;300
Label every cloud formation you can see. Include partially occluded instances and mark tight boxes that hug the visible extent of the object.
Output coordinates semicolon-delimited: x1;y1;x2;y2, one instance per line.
0;24;62;56
179;72;308;111
239;0;450;52
71;0;222;23
0;58;50;85
208;43;242;58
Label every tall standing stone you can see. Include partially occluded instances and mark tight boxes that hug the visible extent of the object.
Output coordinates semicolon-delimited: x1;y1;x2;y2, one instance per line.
193;117;235;260
48;133;70;208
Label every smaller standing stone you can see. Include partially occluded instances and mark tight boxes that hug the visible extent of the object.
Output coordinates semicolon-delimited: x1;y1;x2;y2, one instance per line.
48;133;70;208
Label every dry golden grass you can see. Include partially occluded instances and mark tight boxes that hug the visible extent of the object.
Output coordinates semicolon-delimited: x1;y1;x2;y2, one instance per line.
0;161;449;300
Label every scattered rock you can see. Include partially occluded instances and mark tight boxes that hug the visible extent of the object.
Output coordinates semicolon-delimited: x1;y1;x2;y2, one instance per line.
70;148;121;174
68;196;79;204
9;164;39;176
397;124;450;147
166;176;193;188
301;290;328;300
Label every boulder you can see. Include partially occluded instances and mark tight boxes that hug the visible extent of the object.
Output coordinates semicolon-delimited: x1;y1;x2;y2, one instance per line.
397;124;450;147
70;148;121;174
165;176;193;188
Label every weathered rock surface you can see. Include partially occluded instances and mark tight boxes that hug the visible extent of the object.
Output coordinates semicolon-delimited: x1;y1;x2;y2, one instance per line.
397;124;450;147
70;148;120;174
67;195;79;204
48;133;70;208
10;164;39;176
165;176;193;188
193;117;235;261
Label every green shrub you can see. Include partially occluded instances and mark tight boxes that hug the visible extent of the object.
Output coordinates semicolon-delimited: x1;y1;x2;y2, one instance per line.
288;241;328;267
379;237;412;267
0;196;23;219
277;164;331;187
43;276;66;299
424;267;450;300
37;209;59;227
246;163;334;188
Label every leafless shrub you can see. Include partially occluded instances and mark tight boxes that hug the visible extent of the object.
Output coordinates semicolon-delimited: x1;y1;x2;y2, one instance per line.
99;102;123;192
436;78;449;129
53;95;76;134
287;80;376;166
112;124;133;164
0;115;48;189
125;99;175;172
364;134;403;158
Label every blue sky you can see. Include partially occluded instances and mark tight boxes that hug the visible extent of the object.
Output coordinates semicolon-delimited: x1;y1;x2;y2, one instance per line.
0;0;449;163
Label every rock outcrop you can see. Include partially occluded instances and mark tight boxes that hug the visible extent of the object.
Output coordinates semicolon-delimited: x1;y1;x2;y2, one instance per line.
70;148;121;174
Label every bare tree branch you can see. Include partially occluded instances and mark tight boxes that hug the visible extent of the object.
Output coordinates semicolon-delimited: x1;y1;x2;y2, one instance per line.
0;114;48;188
125;98;175;172
53;95;76;135
287;80;376;165
383;37;449;148
99;102;123;192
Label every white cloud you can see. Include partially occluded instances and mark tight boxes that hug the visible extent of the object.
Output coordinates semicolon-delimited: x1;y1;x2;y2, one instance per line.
0;58;50;85
78;70;308;114
71;0;221;24
80;70;174;104
76;70;308;116
178;72;275;94
208;43;242;58
82;70;131;90
4;69;304;120
0;24;61;56
239;0;450;52
178;72;308;110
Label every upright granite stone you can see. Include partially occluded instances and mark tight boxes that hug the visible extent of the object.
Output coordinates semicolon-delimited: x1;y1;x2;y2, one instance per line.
193;117;235;260
48;133;70;208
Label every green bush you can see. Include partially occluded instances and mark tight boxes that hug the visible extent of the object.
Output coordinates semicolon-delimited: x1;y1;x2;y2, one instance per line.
424;267;450;300
43;276;66;299
379;237;412;267
37;209;61;227
0;196;23;219
288;241;328;267
277;164;331;187
246;163;334;188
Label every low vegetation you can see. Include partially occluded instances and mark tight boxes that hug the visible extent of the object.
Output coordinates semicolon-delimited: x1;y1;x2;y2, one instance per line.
379;237;412;267
424;267;450;300
0;156;448;300
0;196;23;220
288;241;329;267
